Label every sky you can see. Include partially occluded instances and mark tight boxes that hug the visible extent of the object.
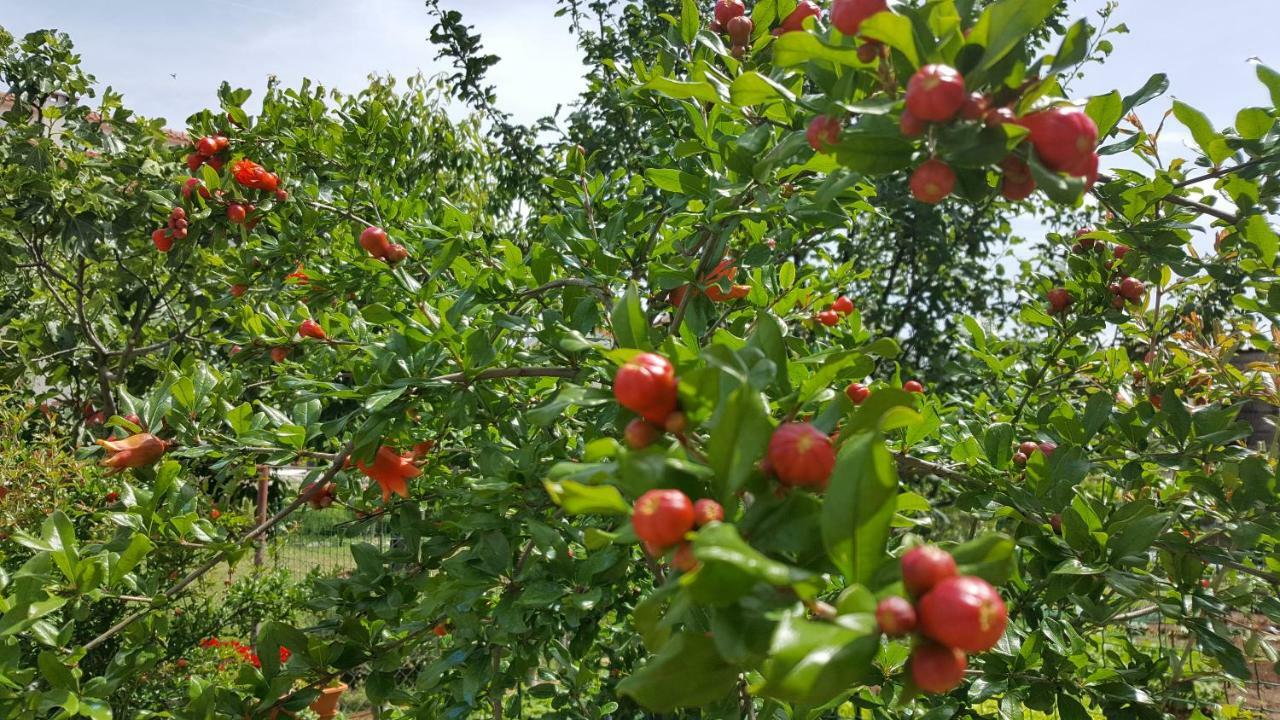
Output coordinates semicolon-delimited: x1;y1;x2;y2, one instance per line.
6;0;1277;132
4;0;1277;252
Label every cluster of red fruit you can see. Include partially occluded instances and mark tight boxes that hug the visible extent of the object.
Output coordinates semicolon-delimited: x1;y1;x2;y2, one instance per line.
808;58;1099;205
630;487;724;570
900;64;1099;204
185;134;229;173
815;295;855;326
831;0;890;61
152;206;188;253
709;0;755;58
711;0;827;56
614;353;687;449
359;226;409;264
1046;231;1142;315
875;546;1008;694
1011;439;1056;467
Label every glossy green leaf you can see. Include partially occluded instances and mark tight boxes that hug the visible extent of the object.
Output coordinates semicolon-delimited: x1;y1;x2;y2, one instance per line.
822;432;898;585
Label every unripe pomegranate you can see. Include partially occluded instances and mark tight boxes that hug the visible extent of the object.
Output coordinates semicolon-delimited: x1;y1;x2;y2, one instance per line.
664;411;689;435
360;226;392;258
899;110;927;138
693;498;724;526
1038;441;1057;458
817;310;840;326
960;93;989;121
918;575;1008;652
299;319;327;340
856;40;882;63
227;204;247;224
831;295;855;315
196;136;218;156
1012;452;1028;466
1119;276;1145;302
672;542;700;572
275;189;289;202
767;422;836;489
901;545;956;597
806;115;843;152
1000;156;1035;201
270;346;290;363
1046;288;1072;315
831;0;888;36
776;1;822;33
624;418;662;449
1113;244;1130;260
875;596;917;637
213;135;230;152
726;15;754;45
632;488;696;548
1018;441;1039;457
1018;106;1098;174
230;284;247;298
909;159;955;204
186;153;203;171
904;380;925;394
386;244;409;264
910;642;968;694
845;382;871;405
614;352;679;425
905;65;966;122
714;0;746;26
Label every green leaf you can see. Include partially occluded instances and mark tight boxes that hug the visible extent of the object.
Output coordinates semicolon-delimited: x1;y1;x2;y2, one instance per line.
1085;91;1124;138
617;633;739;711
1028;153;1086;204
644;168;710;195
610;284;650;349
1257;64;1280;109
983;422;1014;466
772;31;871;68
759;611;879;705
543;479;631;516
679;0;700;44
1081;391;1113;442
833;124;915;174
1235;107;1274;140
730;71;796;106
847;388;922;434
1186;618;1251;680
637;76;724;104
1121;73;1169;114
950;533;1016;585
1048;19;1092;76
1244;214;1279;266
746;311;791;393
822;432;898;585
706;386;773;501
860;12;921;68
968;0;1059;77
1172;100;1232;165
687;523;815;605
1107;512;1169;560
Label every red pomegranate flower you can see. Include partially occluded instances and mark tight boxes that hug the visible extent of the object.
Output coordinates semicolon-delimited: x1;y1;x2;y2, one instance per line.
357;445;422;502
96;433;170;474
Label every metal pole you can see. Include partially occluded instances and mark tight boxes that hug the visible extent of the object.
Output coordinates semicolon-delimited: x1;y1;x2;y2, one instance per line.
254;465;269;568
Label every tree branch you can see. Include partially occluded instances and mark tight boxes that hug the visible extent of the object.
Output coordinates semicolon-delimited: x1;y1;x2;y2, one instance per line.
429;367;579;384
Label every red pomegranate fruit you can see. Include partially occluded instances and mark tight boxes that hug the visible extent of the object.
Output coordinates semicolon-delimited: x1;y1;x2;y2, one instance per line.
767;422;836;489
